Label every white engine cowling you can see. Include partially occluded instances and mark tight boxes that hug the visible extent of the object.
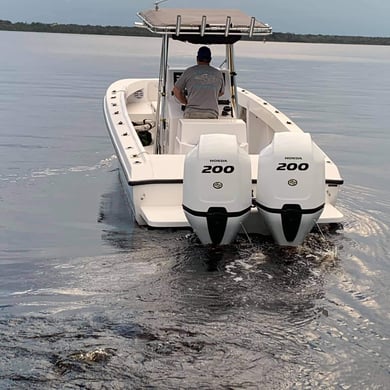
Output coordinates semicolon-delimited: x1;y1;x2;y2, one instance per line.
183;134;251;245
256;132;325;246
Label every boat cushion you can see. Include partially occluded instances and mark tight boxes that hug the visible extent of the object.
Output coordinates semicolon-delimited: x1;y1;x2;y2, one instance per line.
177;118;247;145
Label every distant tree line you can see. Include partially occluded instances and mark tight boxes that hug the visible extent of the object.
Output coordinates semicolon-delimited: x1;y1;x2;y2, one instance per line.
0;20;389;45
0;20;155;37
265;32;390;46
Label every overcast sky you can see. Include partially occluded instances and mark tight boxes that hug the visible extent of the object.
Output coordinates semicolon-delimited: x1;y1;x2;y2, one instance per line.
1;0;389;37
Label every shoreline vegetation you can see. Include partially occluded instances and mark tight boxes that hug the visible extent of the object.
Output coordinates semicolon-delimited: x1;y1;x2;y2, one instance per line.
1;20;389;45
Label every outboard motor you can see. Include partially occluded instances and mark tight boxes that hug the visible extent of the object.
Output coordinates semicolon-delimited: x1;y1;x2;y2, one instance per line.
183;134;251;245
256;132;325;246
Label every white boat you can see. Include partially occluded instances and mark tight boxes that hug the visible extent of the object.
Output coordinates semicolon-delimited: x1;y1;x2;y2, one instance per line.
103;6;344;246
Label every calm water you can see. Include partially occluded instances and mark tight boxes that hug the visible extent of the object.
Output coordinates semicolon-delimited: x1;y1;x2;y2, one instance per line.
0;32;389;389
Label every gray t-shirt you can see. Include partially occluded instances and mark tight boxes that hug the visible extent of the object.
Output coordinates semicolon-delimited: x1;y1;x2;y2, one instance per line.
175;64;225;117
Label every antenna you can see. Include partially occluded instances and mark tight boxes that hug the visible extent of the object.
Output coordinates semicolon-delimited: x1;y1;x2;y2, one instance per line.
154;0;168;11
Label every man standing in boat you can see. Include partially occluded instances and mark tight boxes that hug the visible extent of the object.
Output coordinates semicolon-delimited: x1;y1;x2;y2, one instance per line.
173;46;225;119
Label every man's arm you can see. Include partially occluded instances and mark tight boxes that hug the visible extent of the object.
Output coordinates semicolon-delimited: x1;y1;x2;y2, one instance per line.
173;86;187;105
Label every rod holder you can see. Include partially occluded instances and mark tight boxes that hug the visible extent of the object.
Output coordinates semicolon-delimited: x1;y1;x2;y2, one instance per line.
224;16;231;37
175;15;181;36
249;17;255;37
200;15;207;36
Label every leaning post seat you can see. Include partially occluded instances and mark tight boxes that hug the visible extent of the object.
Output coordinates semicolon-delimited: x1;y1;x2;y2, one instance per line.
175;118;248;154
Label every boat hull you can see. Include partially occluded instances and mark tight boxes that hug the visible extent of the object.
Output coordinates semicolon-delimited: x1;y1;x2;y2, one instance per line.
104;78;343;245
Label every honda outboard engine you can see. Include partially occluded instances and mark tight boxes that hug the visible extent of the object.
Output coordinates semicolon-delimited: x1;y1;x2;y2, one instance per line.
256;132;325;246
183;134;251;245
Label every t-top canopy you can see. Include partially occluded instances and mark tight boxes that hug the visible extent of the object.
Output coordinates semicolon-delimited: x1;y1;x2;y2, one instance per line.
137;8;272;43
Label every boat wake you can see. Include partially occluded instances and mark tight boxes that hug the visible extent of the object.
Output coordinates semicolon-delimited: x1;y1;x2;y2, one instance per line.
0;155;117;184
2;182;388;389
31;155;117;178
336;184;389;257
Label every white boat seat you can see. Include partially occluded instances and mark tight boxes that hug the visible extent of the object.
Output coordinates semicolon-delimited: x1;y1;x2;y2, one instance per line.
175;118;248;154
